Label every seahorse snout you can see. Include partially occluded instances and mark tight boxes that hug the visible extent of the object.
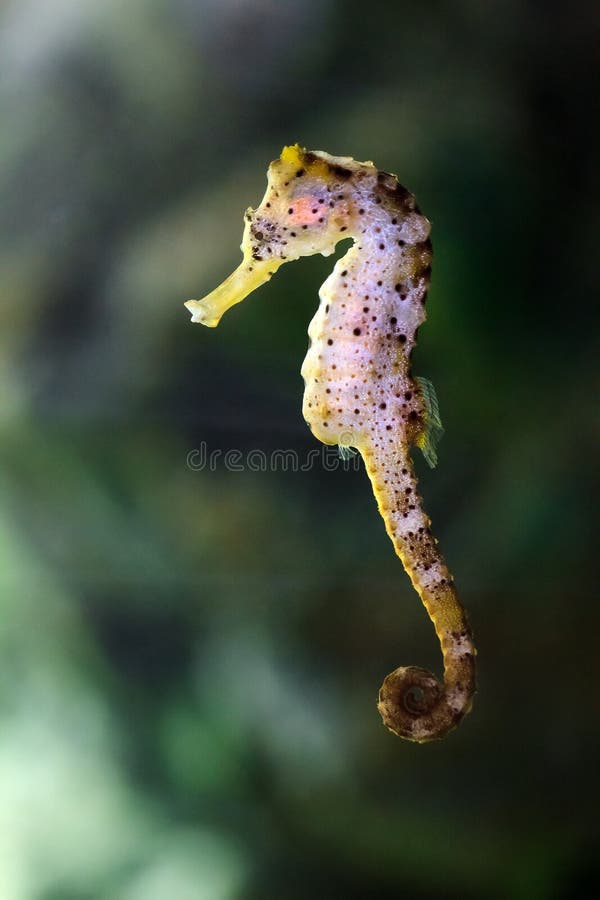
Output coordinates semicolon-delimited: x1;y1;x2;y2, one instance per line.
185;257;281;327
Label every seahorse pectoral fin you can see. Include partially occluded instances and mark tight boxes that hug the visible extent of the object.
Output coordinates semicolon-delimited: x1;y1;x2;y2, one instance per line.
415;376;444;468
185;258;282;327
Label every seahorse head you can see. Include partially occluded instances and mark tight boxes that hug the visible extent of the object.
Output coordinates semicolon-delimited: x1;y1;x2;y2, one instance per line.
244;144;361;263
185;145;371;326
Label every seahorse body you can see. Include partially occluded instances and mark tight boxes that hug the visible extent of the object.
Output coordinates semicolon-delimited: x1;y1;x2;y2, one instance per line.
186;145;476;742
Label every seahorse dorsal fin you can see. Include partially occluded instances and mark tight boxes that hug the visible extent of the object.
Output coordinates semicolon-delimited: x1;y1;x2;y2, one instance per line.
338;444;357;461
415;376;444;468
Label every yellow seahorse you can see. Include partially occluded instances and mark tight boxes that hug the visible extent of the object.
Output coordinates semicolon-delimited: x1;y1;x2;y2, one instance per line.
186;145;476;742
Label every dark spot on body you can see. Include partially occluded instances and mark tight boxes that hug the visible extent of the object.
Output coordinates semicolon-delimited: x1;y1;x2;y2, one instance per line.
393;183;411;204
332;164;352;179
353;328;361;336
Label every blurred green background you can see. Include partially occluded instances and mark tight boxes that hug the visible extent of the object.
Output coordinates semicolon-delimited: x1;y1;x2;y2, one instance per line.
1;1;598;898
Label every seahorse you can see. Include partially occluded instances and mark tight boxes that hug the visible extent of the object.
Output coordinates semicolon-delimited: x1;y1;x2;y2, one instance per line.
186;145;476;742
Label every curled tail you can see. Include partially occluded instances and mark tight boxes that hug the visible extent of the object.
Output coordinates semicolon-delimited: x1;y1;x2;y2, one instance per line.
361;439;476;742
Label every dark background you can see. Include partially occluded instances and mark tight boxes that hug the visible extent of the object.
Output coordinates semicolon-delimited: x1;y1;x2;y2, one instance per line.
1;1;598;898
